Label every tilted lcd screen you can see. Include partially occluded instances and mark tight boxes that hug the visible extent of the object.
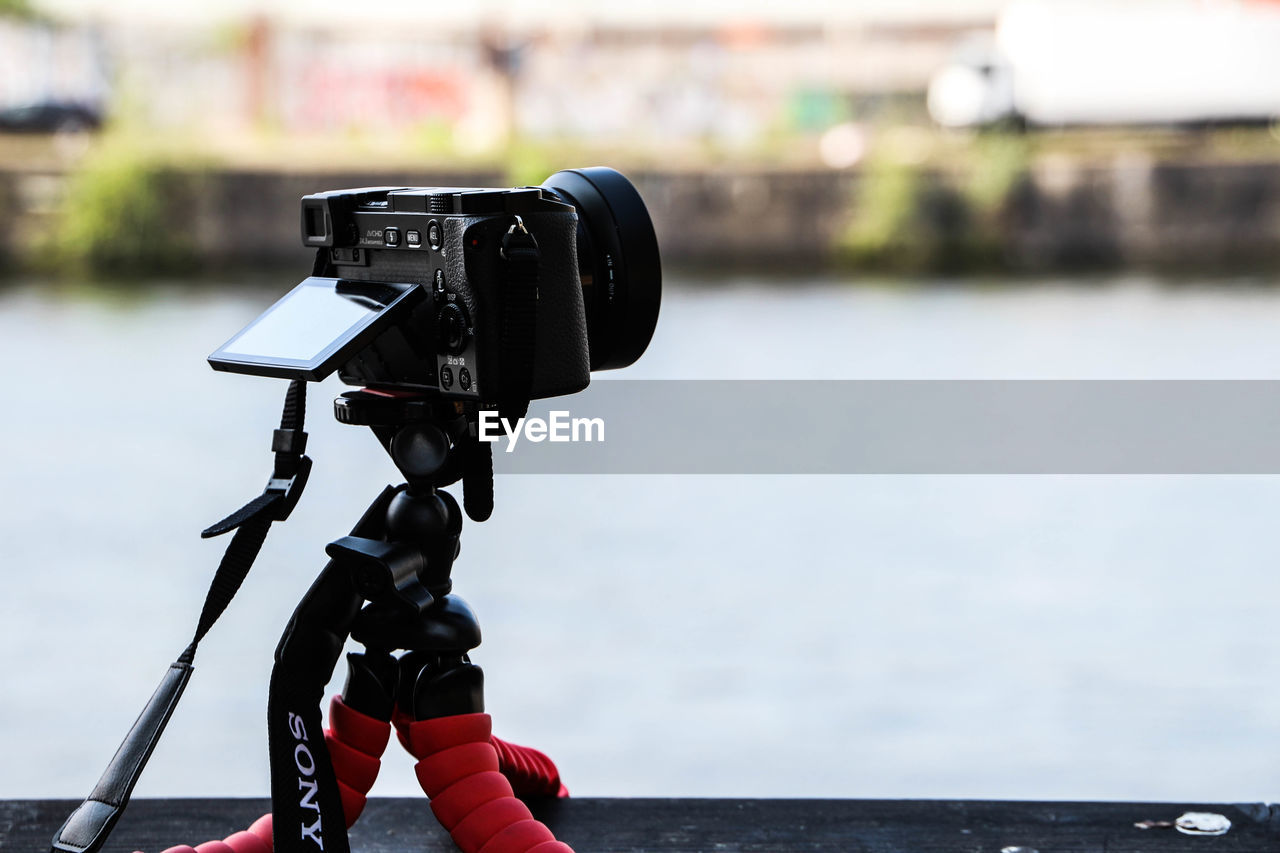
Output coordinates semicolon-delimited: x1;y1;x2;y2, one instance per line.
209;277;423;381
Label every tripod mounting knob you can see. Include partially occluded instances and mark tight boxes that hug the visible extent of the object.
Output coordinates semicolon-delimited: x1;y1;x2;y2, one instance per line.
326;535;434;613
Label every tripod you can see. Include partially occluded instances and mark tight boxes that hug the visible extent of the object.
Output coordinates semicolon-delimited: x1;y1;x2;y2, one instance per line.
153;388;574;853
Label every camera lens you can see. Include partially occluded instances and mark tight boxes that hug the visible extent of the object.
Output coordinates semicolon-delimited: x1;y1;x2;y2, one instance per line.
542;167;662;371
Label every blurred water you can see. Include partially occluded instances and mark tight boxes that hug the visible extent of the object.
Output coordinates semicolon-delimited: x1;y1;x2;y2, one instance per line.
4;275;1280;804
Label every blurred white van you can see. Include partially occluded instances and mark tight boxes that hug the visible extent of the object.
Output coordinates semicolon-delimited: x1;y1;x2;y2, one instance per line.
928;0;1280;128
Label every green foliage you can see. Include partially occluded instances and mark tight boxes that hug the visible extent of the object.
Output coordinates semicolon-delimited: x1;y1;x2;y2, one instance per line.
963;132;1030;214
503;141;561;188
954;131;1031;269
833;130;1033;273
834;152;922;270
0;0;36;19
407;120;457;161
47;145;197;277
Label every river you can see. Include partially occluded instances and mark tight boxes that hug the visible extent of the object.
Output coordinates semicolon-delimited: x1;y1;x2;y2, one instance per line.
3;274;1279;803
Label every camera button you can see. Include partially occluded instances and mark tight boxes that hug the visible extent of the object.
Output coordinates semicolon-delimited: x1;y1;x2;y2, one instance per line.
383;227;400;247
459;368;472;391
440;366;454;390
427;221;442;250
406;229;422;247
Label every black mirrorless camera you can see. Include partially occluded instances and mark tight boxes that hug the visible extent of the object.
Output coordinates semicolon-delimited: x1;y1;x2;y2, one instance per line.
209;168;661;404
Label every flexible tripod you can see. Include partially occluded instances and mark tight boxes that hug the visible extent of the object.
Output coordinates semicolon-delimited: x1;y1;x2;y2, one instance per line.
149;388;574;853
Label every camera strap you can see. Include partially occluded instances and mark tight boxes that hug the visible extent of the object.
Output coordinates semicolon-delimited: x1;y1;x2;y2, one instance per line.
51;381;313;853
498;215;539;423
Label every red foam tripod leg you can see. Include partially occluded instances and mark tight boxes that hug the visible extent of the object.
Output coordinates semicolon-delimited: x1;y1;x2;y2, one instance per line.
248;813;273;847
324;695;393;827
490;737;567;799
406;713;575;853
428;771;519;829
194;841;236;853
328;695;392;757
451;797;536;851
525;844;575;853
414;741;501;795
477;819;556;853
223;831;271;853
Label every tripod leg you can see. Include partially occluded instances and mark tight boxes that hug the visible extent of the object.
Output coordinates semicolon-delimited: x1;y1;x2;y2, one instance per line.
325;650;397;826
490;736;569;800
147;816;274;853
404;714;572;853
399;651;566;797
399;656;573;853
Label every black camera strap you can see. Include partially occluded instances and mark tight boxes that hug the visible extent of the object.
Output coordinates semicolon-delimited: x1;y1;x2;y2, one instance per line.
498;215;539;423
51;381;313;853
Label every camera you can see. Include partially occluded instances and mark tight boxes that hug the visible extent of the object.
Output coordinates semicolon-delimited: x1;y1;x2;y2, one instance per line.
209;168;661;405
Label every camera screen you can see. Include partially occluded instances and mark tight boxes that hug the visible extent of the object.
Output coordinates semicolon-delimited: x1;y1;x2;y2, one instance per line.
209;277;423;381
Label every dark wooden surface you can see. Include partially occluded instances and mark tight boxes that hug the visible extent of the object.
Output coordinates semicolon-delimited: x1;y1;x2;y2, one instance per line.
5;798;1278;852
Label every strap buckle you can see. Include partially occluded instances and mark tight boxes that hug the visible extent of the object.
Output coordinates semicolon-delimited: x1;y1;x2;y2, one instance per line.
266;454;312;522
268;421;311;522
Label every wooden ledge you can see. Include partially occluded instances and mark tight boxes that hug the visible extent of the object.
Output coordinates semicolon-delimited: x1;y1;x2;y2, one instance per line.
5;798;1278;852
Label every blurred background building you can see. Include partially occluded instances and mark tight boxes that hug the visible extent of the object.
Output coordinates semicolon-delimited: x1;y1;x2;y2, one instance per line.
1;0;1275;275
2;1;996;147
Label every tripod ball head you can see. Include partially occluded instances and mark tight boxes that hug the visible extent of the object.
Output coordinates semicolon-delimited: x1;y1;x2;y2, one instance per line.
390;422;451;480
387;489;454;543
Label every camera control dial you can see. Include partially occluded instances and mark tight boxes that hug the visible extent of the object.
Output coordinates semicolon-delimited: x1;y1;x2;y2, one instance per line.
437;303;470;354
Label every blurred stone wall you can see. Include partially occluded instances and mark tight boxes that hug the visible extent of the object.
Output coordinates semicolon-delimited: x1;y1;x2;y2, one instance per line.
1004;159;1280;272
1;161;1278;275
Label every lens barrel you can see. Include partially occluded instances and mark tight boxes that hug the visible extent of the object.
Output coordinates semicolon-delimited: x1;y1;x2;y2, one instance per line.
542;167;661;371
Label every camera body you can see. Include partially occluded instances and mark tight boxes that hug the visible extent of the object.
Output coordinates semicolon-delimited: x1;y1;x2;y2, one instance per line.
209;168;659;406
301;185;590;401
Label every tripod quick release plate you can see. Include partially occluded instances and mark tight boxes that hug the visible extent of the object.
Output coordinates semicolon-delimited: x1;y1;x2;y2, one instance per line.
333;389;438;426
